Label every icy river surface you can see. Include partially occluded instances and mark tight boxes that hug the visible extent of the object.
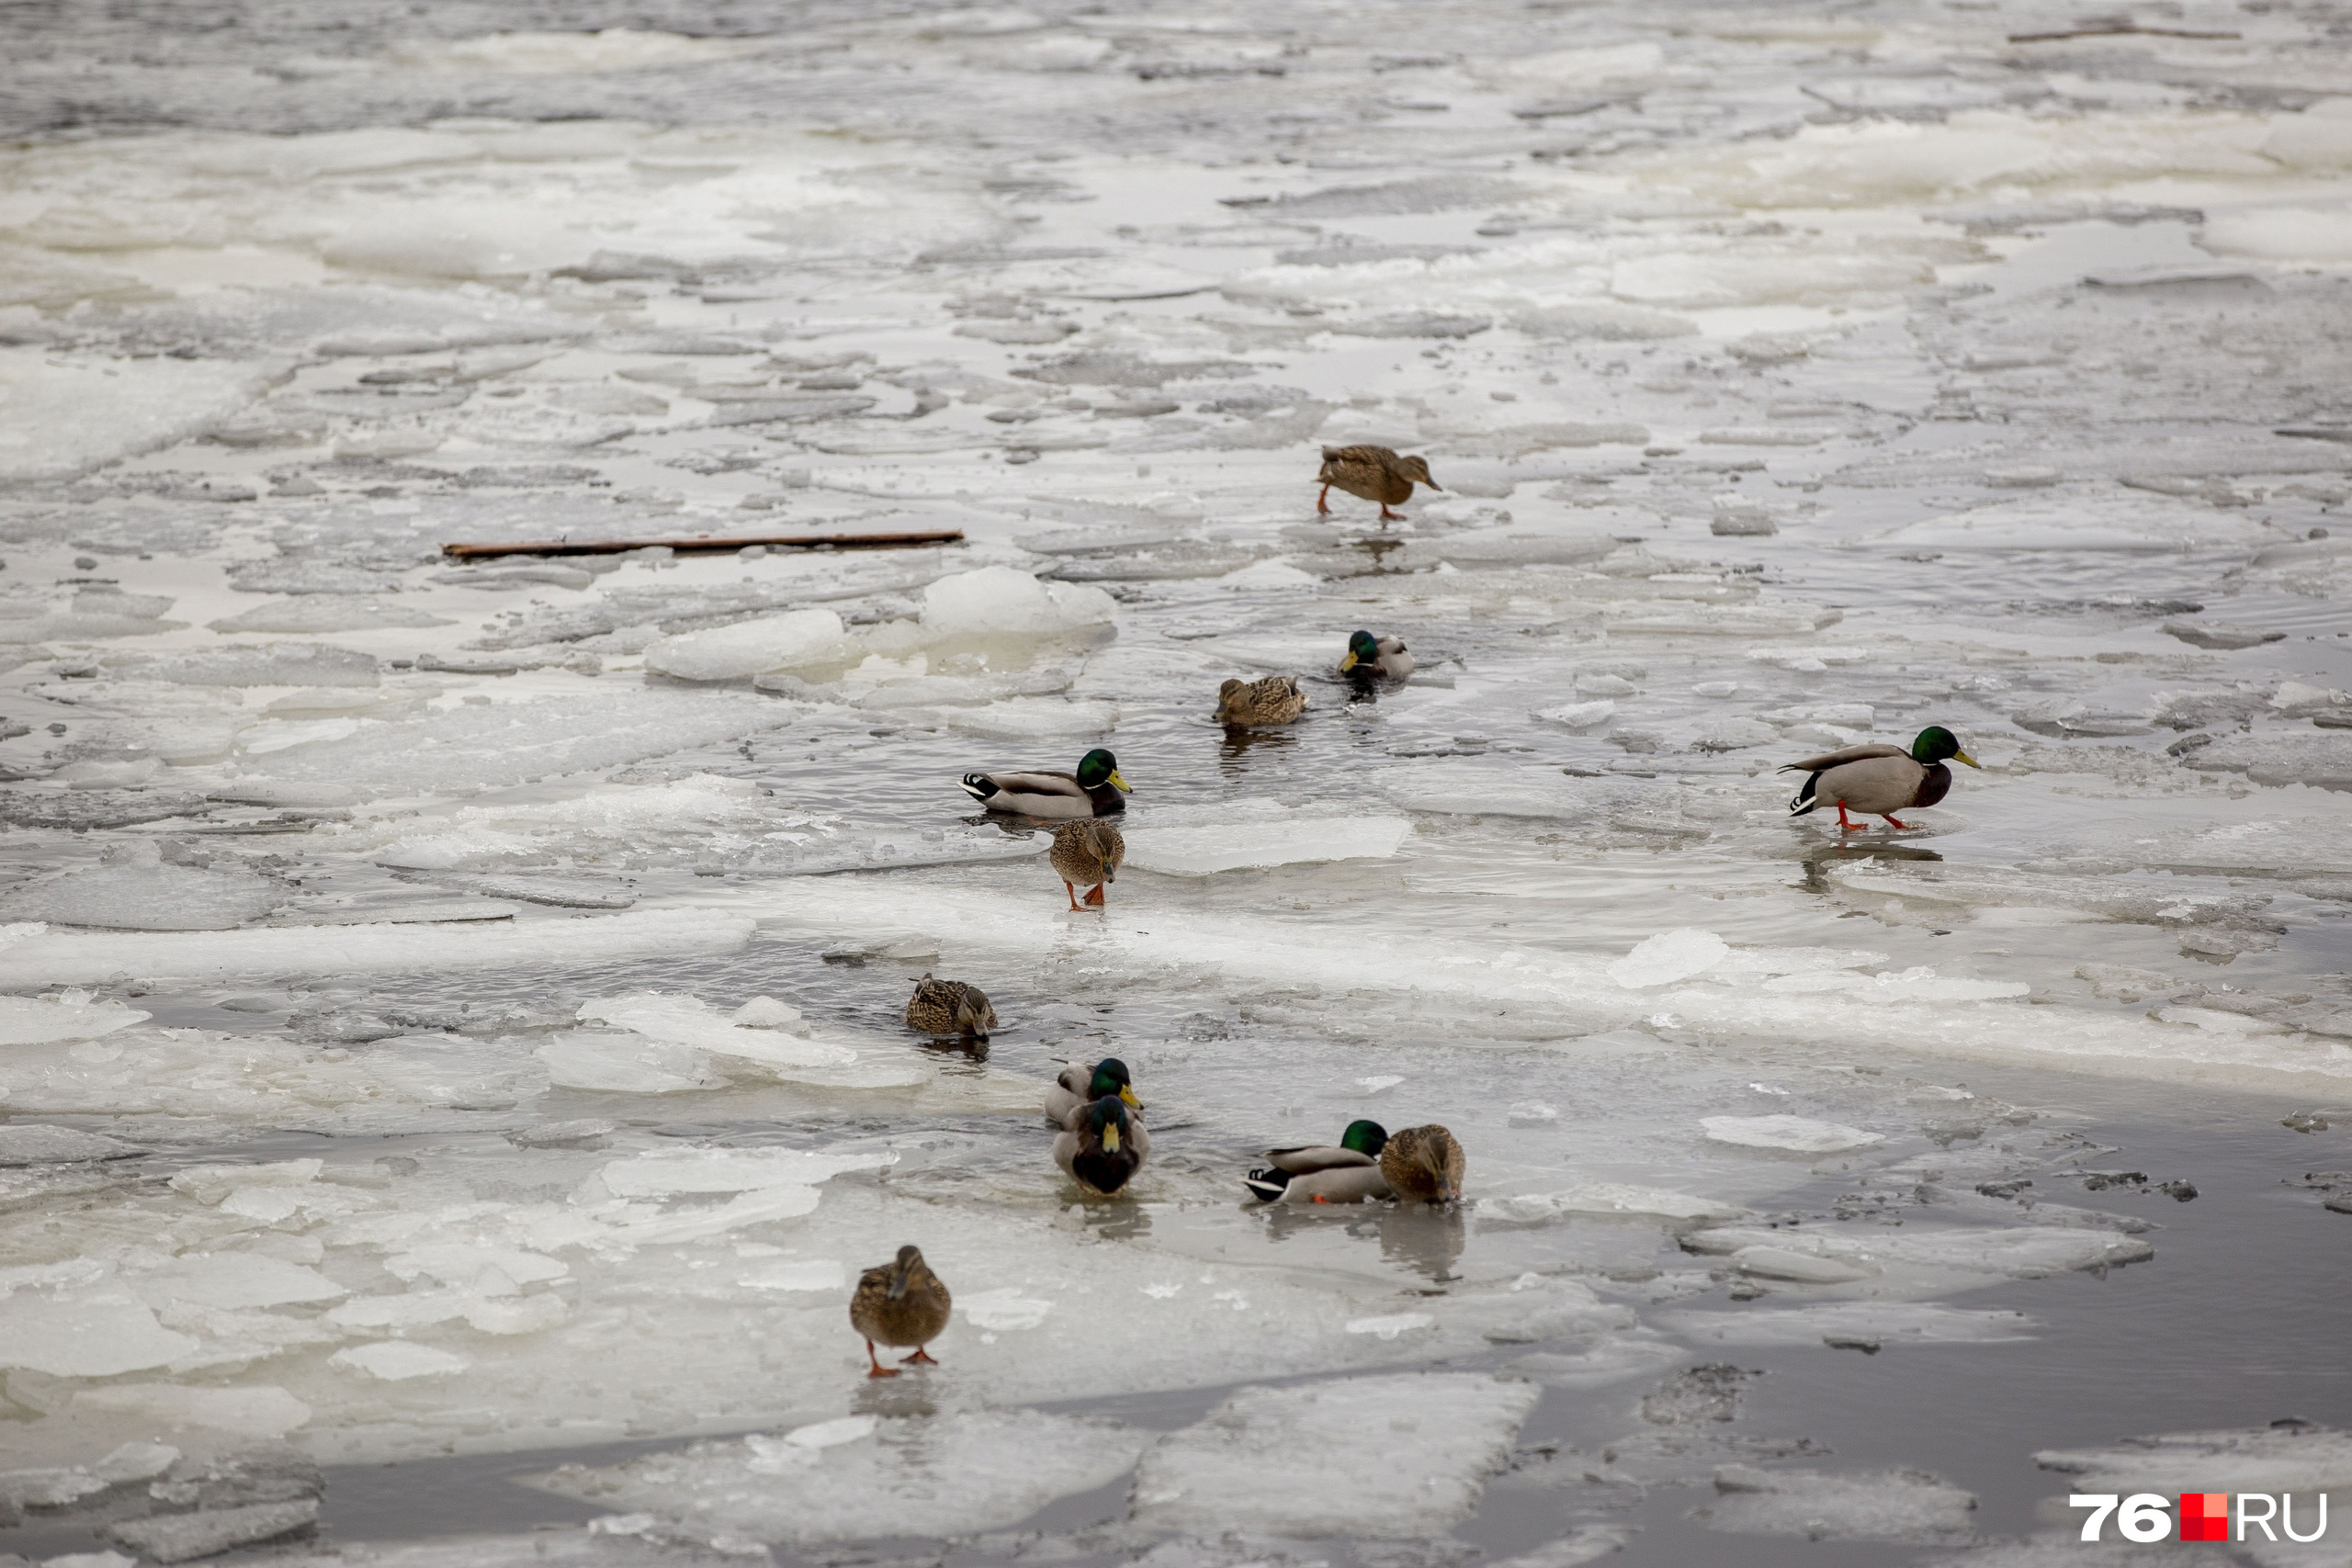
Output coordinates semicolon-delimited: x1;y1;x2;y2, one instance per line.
1;0;2351;1562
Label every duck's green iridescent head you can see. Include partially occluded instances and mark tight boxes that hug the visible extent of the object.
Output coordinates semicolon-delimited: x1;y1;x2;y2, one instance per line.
1911;726;1979;768
1088;1095;1132;1153
1076;748;1130;792
1090;1057;1141;1110
1341;630;1381;672
1340;1119;1388;1156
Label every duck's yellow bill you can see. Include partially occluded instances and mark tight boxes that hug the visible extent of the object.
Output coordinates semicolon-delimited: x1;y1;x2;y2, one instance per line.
1102;1123;1121;1153
1954;750;1980;768
1120;1086;1142;1110
1339;651;1359;672
1108;769;1132;792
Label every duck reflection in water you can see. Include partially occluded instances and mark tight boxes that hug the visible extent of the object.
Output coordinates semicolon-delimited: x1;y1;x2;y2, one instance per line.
1257;1201;1466;1284
1218;724;1296;768
1379;1202;1465;1282
1799;839;1942;897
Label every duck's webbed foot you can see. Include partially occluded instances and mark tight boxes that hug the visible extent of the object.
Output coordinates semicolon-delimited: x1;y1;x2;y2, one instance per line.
1316;485;1331;515
865;1341;899;1379
901;1347;938;1366
1083;883;1106;907
1882;813;1909;829
1379;505;1401;521
1065;881;1083;911
1835;804;1864;833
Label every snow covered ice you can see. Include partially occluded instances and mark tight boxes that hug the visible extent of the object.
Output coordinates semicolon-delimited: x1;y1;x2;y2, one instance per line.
0;0;2349;1562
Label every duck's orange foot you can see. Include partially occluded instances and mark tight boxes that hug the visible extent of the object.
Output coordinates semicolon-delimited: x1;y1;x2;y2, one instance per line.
1084;883;1106;907
1316;485;1331;515
1379;505;1401;521
1836;804;1863;832
1065;881;1083;911
900;1347;938;1366
865;1341;899;1378
1883;813;1910;829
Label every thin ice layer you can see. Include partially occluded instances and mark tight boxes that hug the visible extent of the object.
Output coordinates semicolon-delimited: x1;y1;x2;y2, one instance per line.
532;1410;1148;1543
1130;1374;1539;1538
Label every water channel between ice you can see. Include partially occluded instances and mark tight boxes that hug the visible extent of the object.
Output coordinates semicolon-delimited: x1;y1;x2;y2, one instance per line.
0;0;2348;1563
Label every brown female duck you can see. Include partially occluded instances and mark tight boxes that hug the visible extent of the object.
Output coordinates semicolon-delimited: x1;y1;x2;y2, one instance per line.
849;1244;952;1378
1317;446;1440;521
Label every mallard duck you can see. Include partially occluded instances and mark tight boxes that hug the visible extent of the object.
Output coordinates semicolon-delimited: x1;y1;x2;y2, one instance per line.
961;747;1130;819
1244;1120;1392;1204
904;975;996;1042
1317;446;1440;521
1340;629;1414;682
1055;1094;1148;1195
849;1244;952;1378
1216;674;1307;728
1044;1056;1142;1126
1049;818;1125;909
1380;1124;1464;1204
1782;726;1979;832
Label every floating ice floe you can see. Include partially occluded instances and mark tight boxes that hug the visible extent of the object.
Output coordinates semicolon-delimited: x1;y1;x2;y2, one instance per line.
0;908;755;988
1477;1183;1746;1224
2036;1422;2352;1494
1610;929;1730;988
1121;800;1412;876
1659;1302;2039;1347
532;1409;1148;1544
1699;1464;1977;1543
1701;1114;1884;1154
574;992;928;1089
0;991;150;1047
329;1342;469;1382
641;608;845;682
0;1125;140;1166
0;858;287;932
1685;1224;2154;1279
1130;1373;1539;1538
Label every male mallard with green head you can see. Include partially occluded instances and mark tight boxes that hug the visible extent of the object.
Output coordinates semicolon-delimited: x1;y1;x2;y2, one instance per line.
849;1244;952;1378
1782;726;1979;832
961;747;1130;819
904;975;996;1043
1244;1120;1392;1204
1055;1093;1148;1195
1049;818;1125;910
1317;446;1440;521
1380;1124;1464;1204
1216;674;1307;728
1044;1056;1142;1126
1340;629;1414;682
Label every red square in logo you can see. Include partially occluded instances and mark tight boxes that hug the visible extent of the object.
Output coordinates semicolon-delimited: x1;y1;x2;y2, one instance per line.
2179;1493;2230;1541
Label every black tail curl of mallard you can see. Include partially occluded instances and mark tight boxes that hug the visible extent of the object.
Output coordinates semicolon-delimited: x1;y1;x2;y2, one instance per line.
959;773;997;803
1787;772;1822;817
1243;1167;1289;1203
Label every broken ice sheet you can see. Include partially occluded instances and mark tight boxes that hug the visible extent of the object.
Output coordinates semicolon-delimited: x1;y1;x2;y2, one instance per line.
1130;1373;1539;1538
1682;1224;2154;1280
1658;1302;2039;1348
2035;1422;2352;1494
1696;1463;1977;1543
1701;1115;1884;1155
1121;798;1412;875
531;1409;1148;1543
